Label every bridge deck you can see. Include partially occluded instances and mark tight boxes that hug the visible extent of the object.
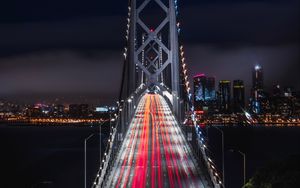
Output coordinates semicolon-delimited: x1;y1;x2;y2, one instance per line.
104;94;211;188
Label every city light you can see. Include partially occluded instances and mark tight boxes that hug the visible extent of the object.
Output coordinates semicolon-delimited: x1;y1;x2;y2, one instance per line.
255;65;262;70
0;1;299;188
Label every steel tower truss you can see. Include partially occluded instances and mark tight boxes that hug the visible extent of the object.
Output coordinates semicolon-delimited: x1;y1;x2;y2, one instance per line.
127;0;181;115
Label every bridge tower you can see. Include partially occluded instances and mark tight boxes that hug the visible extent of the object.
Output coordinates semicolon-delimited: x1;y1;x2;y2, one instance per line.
92;1;223;188
121;0;182;118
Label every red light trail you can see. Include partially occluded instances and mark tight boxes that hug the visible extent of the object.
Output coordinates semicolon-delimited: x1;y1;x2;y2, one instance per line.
105;94;210;187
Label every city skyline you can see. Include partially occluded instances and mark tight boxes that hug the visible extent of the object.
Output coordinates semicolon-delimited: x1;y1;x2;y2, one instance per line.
0;0;299;105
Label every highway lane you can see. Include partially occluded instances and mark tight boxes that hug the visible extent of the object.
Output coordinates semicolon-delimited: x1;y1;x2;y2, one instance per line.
104;94;211;188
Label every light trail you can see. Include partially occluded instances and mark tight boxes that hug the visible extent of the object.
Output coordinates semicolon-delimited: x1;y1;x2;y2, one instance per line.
104;94;210;188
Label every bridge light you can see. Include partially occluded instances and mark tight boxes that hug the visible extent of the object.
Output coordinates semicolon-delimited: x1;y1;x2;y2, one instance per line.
127;99;132;103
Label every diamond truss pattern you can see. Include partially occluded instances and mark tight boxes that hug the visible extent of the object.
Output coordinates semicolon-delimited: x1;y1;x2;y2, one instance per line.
128;0;180;116
135;0;170;84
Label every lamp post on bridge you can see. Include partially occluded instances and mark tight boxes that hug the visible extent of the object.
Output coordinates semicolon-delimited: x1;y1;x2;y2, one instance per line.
84;133;94;188
210;126;225;187
127;97;133;124
84;133;102;188
229;149;246;186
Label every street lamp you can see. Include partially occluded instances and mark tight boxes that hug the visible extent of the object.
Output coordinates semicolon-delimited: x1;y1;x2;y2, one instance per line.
127;98;133;126
210;126;225;187
229;149;246;186
84;133;95;188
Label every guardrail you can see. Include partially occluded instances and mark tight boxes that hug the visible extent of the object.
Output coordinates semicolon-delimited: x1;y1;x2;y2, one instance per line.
92;86;145;188
182;113;224;188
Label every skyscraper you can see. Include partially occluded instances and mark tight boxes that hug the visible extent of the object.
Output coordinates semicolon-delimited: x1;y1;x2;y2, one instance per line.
251;65;264;114
193;74;206;111
233;80;245;113
206;77;216;101
219;80;231;113
253;65;263;91
193;74;216;112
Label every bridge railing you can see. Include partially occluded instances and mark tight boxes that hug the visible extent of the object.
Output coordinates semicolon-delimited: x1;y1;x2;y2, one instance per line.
92;85;146;188
180;112;224;188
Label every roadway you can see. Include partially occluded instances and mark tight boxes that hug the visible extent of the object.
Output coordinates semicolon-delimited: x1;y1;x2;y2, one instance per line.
104;94;211;188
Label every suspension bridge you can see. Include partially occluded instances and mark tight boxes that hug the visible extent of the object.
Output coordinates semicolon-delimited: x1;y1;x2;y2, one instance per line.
92;0;223;187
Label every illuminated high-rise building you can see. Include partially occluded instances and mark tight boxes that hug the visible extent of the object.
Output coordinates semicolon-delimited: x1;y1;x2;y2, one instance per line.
206;77;218;114
272;84;281;97
219;80;231;113
206;77;216;101
193;74;216;112
193;74;206;111
253;65;263;91
251;65;264;114
233;80;245;113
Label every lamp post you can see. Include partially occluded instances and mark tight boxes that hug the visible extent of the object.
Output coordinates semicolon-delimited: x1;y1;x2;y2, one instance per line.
127;98;132;127
211;126;225;187
109;111;112;137
230;149;246;185
98;121;106;171
84;133;95;188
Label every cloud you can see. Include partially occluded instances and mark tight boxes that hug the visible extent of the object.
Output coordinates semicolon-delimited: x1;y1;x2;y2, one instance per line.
0;50;123;96
185;44;300;93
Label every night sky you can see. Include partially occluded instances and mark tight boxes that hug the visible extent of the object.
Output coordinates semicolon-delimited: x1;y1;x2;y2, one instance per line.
0;0;299;104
